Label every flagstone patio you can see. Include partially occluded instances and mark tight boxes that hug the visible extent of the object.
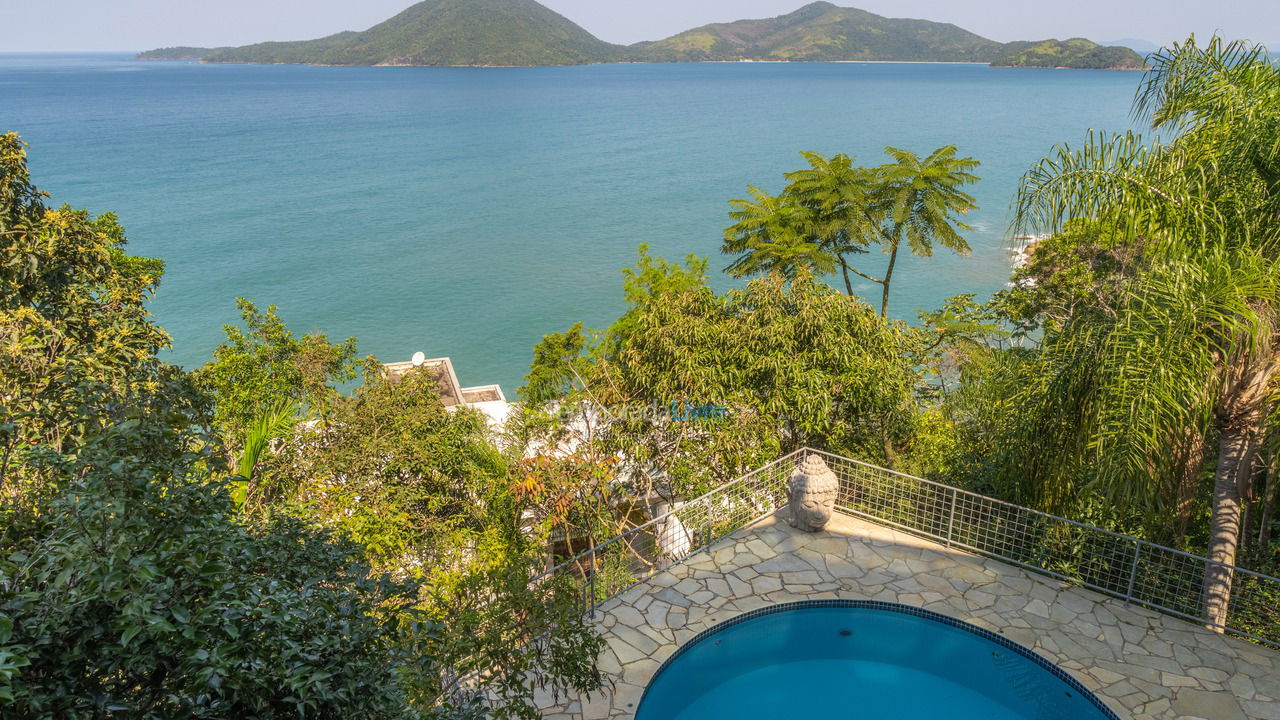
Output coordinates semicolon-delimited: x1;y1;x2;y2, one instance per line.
536;510;1280;720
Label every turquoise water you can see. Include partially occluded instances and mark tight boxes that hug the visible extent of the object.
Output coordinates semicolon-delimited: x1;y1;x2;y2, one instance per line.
1;54;1138;393
636;604;1117;719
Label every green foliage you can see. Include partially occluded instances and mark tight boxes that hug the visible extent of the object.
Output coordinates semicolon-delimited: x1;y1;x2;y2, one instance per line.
721;186;839;280
992;38;1147;70
942;39;1280;629
723;147;979;317
257;366;604;719
411;548;603;720
521;248;920;498
267;368;506;571
3;134;603;719
875;146;979;316
0;132;208;496
520;322;589;406
194;298;360;441
1;135;427;718
230;398;302;508
993;222;1146;337
1;424;423;719
136;47;225;60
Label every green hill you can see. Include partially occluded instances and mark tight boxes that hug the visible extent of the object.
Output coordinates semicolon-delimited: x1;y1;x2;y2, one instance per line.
992;38;1148;70
137;0;1146;70
631;2;1000;62
201;0;619;67
137;47;227;61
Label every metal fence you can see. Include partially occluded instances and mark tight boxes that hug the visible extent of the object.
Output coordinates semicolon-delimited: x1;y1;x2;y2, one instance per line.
544;448;1280;648
541;450;805;610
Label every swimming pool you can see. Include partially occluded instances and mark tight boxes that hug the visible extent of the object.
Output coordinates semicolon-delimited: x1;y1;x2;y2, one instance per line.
635;600;1119;720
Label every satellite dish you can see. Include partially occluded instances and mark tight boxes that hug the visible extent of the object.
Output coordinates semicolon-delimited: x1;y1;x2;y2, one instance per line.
411;351;426;367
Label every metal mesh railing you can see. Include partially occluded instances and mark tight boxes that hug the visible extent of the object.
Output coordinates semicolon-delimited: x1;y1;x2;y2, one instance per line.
540;450;801;611
814;449;1280;648
545;448;1280;648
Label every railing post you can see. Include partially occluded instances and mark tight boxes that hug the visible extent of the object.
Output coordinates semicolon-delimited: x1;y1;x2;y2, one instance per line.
1125;541;1142;607
587;548;597;617
945;487;958;547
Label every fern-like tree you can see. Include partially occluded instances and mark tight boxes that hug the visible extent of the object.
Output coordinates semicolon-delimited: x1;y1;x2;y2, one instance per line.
877;146;980;317
722;147;979;317
784;152;881;294
722;185;838;280
1009;37;1280;629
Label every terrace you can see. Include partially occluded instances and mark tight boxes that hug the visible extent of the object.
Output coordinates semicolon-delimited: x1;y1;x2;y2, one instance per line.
533;450;1280;720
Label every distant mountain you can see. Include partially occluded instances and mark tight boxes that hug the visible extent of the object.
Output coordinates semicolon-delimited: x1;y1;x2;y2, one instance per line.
137;47;227;61
138;0;1146;71
993;39;1149;70
630;2;1000;62
201;0;618;67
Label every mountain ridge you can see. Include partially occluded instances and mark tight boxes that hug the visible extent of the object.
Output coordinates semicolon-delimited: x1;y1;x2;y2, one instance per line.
626;2;1002;63
137;0;1146;70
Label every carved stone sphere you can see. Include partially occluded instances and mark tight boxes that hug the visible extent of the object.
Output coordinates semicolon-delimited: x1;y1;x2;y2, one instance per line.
788;454;839;532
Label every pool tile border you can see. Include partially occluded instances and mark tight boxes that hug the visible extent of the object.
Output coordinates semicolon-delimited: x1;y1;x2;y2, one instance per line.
638;599;1121;719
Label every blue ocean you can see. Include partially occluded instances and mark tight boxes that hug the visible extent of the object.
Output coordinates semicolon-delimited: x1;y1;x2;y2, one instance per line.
1;54;1138;393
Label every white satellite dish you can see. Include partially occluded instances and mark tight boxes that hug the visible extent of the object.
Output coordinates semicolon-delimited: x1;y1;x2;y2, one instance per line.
411;351;426;367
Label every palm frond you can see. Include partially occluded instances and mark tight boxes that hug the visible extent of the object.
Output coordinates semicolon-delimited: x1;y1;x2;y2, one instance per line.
237;398;301;480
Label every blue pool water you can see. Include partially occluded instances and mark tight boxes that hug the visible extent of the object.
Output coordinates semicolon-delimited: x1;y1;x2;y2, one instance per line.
636;602;1117;720
1;54;1139;392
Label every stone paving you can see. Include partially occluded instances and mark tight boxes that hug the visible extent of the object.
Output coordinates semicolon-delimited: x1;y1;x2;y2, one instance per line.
535;510;1280;720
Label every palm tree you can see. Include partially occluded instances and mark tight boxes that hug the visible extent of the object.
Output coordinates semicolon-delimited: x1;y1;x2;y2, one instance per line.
723;149;979;316
876;146;980;317
722;185;838;280
785;152;881;295
1010;37;1280;629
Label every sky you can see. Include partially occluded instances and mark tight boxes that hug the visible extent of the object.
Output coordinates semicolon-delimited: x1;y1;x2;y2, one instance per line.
3;0;1277;52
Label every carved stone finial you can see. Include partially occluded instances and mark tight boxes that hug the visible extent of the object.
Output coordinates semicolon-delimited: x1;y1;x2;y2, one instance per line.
787;454;838;532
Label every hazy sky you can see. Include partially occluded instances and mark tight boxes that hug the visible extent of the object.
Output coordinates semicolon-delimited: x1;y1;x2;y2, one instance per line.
4;0;1277;52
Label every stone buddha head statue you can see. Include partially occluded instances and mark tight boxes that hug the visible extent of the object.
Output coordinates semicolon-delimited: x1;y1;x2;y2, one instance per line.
787;454;839;532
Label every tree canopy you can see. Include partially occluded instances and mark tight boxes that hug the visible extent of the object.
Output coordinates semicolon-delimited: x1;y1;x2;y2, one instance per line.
722;147;979;317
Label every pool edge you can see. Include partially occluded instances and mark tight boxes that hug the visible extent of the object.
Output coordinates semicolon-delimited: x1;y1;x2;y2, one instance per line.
634;599;1124;720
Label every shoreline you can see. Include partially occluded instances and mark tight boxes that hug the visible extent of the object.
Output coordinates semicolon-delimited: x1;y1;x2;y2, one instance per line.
138;57;1143;71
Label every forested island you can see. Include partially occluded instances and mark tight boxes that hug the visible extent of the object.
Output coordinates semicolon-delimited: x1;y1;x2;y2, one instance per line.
137;0;1147;70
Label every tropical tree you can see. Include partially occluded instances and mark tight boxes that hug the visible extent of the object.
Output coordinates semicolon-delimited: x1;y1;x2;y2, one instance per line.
258;364;604;719
722;147;979;316
194;298;362;441
1007;37;1280;628
0;132;203;497
230;398;301;509
521;247;921;502
784;152;881;294
0;132;427;718
722;185;837;280
2;422;428;719
876;146;980;317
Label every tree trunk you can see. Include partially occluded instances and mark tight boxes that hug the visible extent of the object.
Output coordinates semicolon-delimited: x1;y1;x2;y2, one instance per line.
839;258;855;296
880;244;900;318
1202;352;1274;630
1203;424;1249;629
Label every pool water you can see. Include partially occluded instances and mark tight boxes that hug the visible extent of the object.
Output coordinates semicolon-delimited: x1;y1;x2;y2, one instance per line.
635;602;1118;720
